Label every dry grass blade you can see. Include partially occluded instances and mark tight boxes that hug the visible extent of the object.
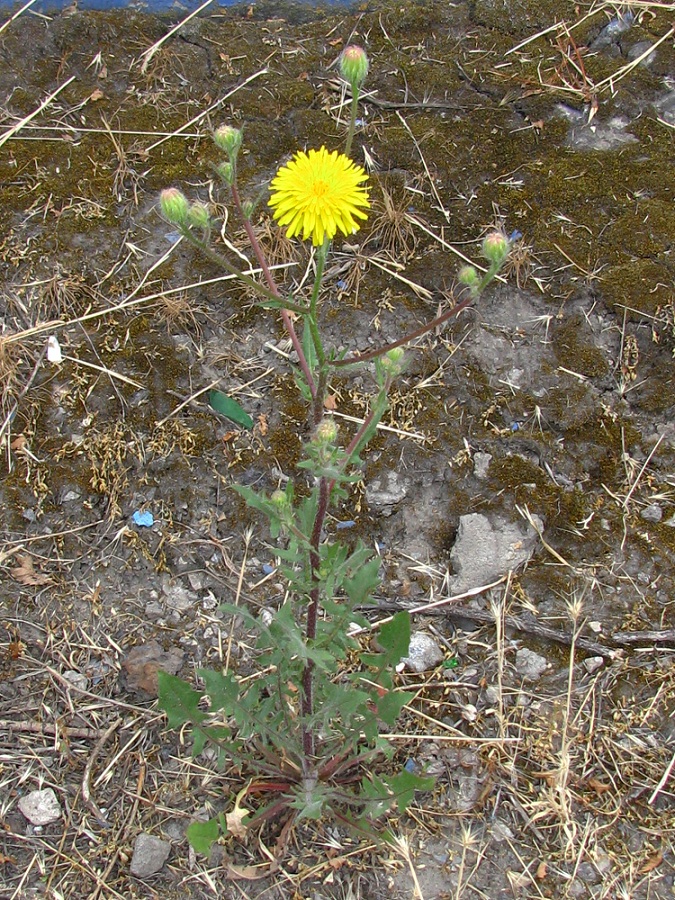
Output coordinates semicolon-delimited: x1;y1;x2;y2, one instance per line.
138;0;214;74
0;76;76;148
0;0;37;36
143;68;269;153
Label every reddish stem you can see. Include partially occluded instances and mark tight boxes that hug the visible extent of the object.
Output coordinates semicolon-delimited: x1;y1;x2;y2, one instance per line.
330;294;475;368
230;183;317;398
301;475;330;763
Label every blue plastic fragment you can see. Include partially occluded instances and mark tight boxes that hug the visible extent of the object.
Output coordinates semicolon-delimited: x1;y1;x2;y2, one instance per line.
404;758;419;774
336;520;356;530
509;229;523;242
337;280;348;291
262;564;276;576
511;422;520;432
132;510;154;527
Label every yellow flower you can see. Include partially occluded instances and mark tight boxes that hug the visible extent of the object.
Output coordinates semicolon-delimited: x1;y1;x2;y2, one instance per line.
268;146;369;246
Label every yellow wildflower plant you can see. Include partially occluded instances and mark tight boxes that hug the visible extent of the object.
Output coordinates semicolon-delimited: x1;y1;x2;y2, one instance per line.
268;146;369;246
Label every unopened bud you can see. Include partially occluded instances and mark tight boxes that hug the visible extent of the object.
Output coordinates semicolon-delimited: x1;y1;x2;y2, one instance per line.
380;346;406;376
340;45;369;88
482;231;509;266
160;188;189;225
314;418;338;445
270;489;290;510
458;265;479;287
187;201;210;230
213;125;243;159
216;161;234;185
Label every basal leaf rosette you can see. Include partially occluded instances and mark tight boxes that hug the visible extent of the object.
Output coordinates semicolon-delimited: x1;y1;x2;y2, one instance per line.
268;146;369;246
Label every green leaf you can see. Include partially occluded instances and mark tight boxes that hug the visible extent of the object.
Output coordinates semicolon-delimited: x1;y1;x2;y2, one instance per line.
375;689;409;726
157;672;207;728
386;770;435;814
186;817;223;855
377;611;411;668
199;668;240;713
208;390;253;429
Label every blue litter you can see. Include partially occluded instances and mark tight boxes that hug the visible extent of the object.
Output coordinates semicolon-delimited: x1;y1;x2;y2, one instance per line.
337;280;348;291
404;758;419;774
262;564;276;576
336;520;356;530
509;230;523;243
511;422;520;432
132;510;154;527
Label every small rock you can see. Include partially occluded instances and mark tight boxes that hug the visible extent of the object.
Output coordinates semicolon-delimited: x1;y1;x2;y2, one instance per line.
365;471;407;516
62;670;88;692
120;640;184;698
515;647;549;681
400;632;444;673
583;656;604;675
491;820;515;842
130;833;171;878
640;503;663;523
18;788;62;826
449;513;542;593
144;601;164;620
473;451;492;480
161;575;197;613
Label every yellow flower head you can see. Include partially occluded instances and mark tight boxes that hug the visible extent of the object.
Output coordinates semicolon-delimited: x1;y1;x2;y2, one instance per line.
268;146;369;246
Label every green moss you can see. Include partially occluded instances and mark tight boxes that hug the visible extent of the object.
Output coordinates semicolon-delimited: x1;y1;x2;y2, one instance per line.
552;314;609;378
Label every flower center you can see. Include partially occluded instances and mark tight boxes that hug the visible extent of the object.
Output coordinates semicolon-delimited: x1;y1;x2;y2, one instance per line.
311;180;329;199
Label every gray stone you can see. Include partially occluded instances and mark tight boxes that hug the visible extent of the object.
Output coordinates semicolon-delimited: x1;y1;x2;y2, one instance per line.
515;648;549;681
449;512;542;593
401;632;444;673
61;670;88;692
130;833;171;878
161;575;196;613
473;451;492;480
365;471;407;516
18;788;62;826
640;503;662;523
583;656;605;675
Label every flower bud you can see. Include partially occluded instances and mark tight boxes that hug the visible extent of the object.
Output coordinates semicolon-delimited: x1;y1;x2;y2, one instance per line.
270;489;290;511
458;265;479;287
380;346;406;376
482;231;509;266
186;201;210;230
160;188;189;225
216;161;234;185
340;45;369;88
213;125;243;159
313;418;338;445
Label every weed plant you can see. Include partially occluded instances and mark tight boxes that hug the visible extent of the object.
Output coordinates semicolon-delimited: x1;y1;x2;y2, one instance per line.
157;46;510;854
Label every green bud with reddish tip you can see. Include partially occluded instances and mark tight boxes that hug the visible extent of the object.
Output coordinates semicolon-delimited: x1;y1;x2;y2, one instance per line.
213;124;243;159
482;231;509;266
340;45;369;89
458;265;479;287
160;188;189;225
187;201;210;230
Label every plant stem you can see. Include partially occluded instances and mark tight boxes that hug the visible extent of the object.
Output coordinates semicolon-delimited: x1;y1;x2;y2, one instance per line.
301;474;330;764
345;85;360;159
230;182;317;399
330;292;476;368
308;240;329;426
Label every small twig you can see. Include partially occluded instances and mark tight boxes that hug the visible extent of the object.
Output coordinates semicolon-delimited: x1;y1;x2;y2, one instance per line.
81;718;123;826
648;747;675;805
0;719;108;739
